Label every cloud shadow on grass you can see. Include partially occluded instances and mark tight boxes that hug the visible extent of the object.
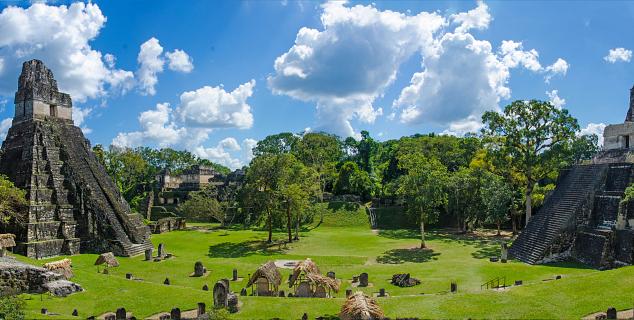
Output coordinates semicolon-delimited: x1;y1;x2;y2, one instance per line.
376;248;440;264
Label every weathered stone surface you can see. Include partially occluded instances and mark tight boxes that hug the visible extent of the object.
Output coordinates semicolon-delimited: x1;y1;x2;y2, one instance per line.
43;280;82;297
0;60;152;259
0;256;82;296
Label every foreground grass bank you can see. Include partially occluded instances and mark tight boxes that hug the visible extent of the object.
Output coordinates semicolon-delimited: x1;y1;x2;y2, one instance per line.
13;205;634;319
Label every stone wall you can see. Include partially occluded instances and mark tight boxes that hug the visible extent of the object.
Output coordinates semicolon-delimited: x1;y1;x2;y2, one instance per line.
0;257;82;296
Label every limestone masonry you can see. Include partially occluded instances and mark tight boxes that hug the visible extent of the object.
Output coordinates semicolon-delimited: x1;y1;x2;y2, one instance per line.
0;60;152;259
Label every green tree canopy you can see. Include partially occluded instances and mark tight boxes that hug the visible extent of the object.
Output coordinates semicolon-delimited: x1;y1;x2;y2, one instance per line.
482;100;579;225
0;175;27;225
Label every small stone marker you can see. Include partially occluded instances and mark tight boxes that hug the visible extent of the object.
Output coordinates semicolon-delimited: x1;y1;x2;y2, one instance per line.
500;243;508;260
202;284;209;291
126;273;132;279
379;288;386;297
515;280;523;286
213;280;229;308
197;303;206;317
240;288;247;296
555;275;562;280
72;309;78;317
359;272;369;287
489;257;499;262
170;308;181;320
158;243;165;257
144;248;153;261
279;290;285;297
164;277;170;285
606;307;617;319
288;293;293;297
41;308;48;315
346;289;352;297
327;271;335;279
450;282;457;293
194;261;205;277
302;313;308;320
87;316;95;320
232;268;238;281
227;293;239;313
115;307;126;320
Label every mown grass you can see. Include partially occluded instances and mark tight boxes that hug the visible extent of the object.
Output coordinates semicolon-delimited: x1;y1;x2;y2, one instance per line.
11;204;634;319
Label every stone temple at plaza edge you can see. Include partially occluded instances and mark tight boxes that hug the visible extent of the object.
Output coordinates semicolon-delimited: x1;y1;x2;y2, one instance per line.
0;60;151;259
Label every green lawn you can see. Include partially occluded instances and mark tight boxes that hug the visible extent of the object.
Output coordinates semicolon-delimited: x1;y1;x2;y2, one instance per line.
12;205;634;319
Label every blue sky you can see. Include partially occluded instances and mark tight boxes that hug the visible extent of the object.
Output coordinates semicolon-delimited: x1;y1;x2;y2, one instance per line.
0;0;633;169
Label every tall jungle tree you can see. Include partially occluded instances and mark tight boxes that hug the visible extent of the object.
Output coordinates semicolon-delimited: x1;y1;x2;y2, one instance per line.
482;100;579;226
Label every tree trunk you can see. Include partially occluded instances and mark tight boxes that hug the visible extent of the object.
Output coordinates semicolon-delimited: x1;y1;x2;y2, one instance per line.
511;206;518;235
419;213;426;249
525;182;534;226
294;211;300;241
267;209;273;243
286;203;292;242
497;221;501;236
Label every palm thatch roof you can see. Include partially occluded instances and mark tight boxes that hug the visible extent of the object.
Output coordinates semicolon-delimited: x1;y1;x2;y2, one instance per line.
246;261;281;287
339;291;385;320
288;258;320;287
43;258;73;279
0;234;16;248
94;252;119;267
304;272;340;292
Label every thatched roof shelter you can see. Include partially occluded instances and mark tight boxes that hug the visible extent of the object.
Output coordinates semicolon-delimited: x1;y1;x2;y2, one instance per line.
304;272;340;293
288;258;320;287
0;234;16;249
43;258;73;279
94;252;119;267
339;291;385;320
246;261;281;288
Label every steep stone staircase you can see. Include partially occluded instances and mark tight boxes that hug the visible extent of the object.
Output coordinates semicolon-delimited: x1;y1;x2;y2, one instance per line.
509;164;608;264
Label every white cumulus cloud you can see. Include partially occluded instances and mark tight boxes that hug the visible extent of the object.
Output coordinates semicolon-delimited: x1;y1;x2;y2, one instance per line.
451;1;491;34
546;90;566;109
177;80;255;129
112;81;256;168
72;106;93;134
0;2;134;101
580;122;606;146
270;1;570;137
136;37;164;96
604;47;632;63
268;0;445;137
166;49;193;73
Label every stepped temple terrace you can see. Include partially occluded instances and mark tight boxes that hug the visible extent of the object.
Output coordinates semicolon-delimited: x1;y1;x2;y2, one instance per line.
510;88;634;269
0;60;151;259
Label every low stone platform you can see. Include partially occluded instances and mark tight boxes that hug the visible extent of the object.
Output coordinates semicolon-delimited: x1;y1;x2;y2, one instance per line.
0;256;82;296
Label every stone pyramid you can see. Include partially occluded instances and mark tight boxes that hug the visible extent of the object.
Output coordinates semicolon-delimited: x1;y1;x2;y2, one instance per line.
0;60;152;259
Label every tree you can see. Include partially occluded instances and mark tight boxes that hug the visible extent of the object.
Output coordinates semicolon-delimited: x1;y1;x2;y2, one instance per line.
252;133;299;157
396;154;448;248
0;294;25;320
447;168;485;232
482;100;579;226
295;132;341;203
568;134;599;164
103;148;152;203
179;186;223;223
481;174;513;235
279;156;316;242
333;162;373;200
0;175;27;225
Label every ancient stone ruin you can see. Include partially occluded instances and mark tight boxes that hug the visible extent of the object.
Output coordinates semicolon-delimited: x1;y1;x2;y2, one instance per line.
0;60;152;259
510;87;634;269
0;256;82;297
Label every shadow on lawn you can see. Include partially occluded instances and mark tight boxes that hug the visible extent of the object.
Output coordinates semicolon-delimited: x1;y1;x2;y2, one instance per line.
376;247;440;264
208;240;286;258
